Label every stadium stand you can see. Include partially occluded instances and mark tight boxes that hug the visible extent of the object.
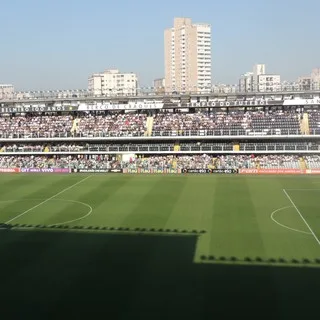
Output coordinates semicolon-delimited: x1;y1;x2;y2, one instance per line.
1;100;320;171
0;154;314;170
0;109;309;138
307;109;320;135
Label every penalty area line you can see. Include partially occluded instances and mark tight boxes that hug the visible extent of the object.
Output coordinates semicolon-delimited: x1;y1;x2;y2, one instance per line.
5;175;92;224
283;189;320;246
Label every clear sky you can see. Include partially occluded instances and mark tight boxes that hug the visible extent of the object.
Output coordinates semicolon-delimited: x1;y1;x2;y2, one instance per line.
0;0;319;90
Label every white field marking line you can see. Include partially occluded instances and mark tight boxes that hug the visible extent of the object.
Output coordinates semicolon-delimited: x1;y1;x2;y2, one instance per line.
4;175;92;224
270;206;312;235
283;189;320;246
0;198;93;227
48;199;93;226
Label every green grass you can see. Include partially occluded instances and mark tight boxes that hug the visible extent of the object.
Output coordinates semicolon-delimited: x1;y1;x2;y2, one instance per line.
1;173;319;264
1;173;320;318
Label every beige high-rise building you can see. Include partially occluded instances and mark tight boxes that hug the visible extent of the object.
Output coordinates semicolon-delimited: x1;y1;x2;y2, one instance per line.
164;17;211;94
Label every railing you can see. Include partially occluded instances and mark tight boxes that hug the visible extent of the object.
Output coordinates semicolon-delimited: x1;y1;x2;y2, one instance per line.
1;144;320;154
1;129;320;140
4;85;320;101
151;129;313;136
0;131;146;139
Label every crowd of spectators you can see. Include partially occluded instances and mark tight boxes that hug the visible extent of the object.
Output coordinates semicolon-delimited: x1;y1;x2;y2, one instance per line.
304;155;320;169
152;111;251;133
0;155;121;170
152;110;301;135
0;109;308;138
0;113;147;138
76;113;147;137
0;154;311;169
0;115;73;138
0;109;319;170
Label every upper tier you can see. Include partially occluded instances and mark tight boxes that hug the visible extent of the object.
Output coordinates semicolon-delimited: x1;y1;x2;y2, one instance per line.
0;107;320;140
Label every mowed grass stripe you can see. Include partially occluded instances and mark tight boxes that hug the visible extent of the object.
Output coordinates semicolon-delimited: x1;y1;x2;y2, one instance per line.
1;174;319;262
120;175;188;229
246;176;314;260
168;175;219;261
283;190;320;246
63;175;136;227
0;229;65;278
4;175;98;226
270;177;320;259
0;174;34;199
164;175;217;231
209;176;266;259
0;175;80;223
11;200;90;226
73;175;162;227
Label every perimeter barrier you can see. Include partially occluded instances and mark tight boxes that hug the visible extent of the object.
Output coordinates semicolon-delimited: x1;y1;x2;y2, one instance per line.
1;167;320;175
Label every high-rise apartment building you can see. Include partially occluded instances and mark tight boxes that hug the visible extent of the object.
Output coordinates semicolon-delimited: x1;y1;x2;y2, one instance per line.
239;72;253;92
88;69;138;96
252;64;266;91
164;17;211;94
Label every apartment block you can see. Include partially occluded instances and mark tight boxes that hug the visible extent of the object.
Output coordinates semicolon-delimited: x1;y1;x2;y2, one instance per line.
164;17;211;94
88;69;138;96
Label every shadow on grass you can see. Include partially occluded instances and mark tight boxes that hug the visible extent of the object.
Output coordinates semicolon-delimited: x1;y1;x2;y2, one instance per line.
0;228;319;319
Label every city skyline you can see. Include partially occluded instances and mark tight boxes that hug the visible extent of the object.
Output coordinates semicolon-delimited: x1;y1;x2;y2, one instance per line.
0;0;319;91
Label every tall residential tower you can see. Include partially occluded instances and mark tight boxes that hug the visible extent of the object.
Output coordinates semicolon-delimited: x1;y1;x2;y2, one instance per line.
164;17;211;93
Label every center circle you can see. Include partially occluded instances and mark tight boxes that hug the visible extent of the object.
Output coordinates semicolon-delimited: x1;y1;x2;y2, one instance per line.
0;199;92;226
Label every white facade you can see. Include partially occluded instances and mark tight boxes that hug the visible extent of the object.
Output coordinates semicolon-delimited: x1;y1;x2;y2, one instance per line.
257;74;281;92
281;81;299;91
0;84;14;99
311;68;320;90
252;64;266;91
212;83;238;93
297;76;312;91
88;69;138;96
239;72;253;92
239;64;281;92
164;17;211;94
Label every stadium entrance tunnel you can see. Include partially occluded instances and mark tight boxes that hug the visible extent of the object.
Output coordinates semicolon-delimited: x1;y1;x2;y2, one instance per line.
1;228;320;319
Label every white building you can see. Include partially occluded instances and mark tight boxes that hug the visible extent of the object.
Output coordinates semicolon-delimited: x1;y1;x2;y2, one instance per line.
239;64;280;92
0;84;14;99
311;68;320;90
212;83;238;93
297;76;312;91
164;17;211;94
257;74;281;92
281;81;299;91
252;64;266;91
88;69;138;96
239;72;253;92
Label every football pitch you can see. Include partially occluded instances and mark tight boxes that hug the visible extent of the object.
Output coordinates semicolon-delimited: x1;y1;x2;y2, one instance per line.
1;173;320;318
1;173;320;264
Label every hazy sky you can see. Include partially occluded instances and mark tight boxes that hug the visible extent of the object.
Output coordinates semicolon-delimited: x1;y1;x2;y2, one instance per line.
0;0;319;90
